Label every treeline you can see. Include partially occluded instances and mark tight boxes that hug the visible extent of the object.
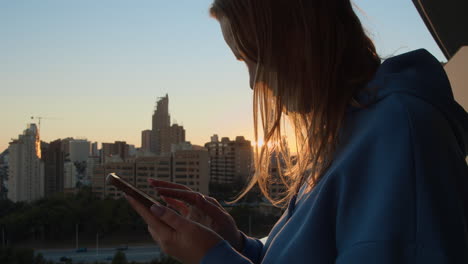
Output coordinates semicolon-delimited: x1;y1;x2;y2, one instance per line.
0;187;280;246
0;187;146;244
0;248;181;264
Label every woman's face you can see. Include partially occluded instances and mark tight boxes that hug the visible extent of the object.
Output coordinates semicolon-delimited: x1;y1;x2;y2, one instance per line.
219;18;257;89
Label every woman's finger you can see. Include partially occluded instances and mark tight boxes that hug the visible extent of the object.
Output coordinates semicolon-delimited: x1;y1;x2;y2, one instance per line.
150;202;188;231
163;196;190;216
204;196;224;209
125;195;173;239
147;178;191;191
154;188;227;220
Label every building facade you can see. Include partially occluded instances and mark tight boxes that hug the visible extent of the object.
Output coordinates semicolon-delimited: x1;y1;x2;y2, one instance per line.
141;130;152;152
7;124;44;202
150;95;186;155
205;135;253;185
0;150;9;200
172;149;209;194
101;141;130;164
151;95;171;154
69;139;90;163
42;139;65;196
91;148;210;198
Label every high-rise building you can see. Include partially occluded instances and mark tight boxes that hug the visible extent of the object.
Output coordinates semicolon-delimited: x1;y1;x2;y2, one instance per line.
101;141;130;163
149;95;186;155
205;135;253;185
151;95;171;154
91;142;99;157
170;124;186;148
69;139;90;162
268;153;287;200
64;139;91;188
141;130;152;152
92;146;210;198
114;141;129;160
42;139;65;196
172;148;210;194
152;94;170;130
0;150;9;200
7;124;44;202
61;137;74;157
128;145;136;157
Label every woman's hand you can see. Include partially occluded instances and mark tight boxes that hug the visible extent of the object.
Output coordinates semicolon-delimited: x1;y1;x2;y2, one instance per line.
148;179;244;252
126;194;222;264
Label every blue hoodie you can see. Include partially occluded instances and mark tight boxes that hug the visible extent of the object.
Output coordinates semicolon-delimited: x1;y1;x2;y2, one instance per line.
201;49;468;264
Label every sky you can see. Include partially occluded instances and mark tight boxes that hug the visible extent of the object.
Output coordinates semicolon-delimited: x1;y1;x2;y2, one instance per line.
0;0;445;152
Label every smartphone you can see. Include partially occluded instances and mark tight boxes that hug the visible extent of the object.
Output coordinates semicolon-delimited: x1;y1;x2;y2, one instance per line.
106;173;164;208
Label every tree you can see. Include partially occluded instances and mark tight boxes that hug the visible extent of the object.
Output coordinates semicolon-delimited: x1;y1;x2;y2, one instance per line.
112;251;128;264
34;252;47;264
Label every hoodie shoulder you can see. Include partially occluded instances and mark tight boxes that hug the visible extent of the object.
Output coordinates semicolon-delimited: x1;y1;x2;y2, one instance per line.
356;49;468;157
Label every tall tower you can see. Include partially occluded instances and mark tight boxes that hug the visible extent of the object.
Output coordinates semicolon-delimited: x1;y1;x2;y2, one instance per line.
42;139;65;196
151;94;171;154
152;94;170;130
7;124;44;202
141;130;152;152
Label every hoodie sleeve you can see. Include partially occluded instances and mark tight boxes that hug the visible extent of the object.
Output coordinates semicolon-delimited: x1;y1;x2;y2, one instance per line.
201;240;253;264
200;232;264;264
333;94;468;263
239;232;264;263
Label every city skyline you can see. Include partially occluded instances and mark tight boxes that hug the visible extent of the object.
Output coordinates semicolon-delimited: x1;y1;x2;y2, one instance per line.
1;0;446;152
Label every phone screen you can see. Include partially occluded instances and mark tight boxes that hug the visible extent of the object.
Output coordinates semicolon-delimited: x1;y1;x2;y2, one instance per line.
106;173;163;208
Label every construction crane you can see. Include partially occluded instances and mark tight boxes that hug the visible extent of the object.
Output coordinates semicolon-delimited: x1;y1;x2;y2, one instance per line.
30;116;62;131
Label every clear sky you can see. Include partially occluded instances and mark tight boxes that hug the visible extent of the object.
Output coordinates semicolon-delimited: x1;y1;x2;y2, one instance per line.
0;0;445;152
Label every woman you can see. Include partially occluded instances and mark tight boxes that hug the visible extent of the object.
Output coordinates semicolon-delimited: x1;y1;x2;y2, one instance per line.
126;0;468;263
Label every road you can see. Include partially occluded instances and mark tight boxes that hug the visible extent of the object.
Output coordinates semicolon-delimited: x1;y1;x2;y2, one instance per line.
37;245;161;263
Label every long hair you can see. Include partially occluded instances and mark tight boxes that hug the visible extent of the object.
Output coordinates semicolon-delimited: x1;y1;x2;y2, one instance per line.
210;0;380;206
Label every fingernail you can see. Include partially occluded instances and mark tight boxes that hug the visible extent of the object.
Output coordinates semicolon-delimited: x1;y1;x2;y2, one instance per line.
150;203;165;217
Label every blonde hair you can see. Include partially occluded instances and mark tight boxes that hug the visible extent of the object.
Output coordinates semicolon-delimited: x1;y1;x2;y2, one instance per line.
210;0;380;206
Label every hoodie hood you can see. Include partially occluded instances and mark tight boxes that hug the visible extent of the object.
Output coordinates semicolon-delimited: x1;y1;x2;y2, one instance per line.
361;49;468;157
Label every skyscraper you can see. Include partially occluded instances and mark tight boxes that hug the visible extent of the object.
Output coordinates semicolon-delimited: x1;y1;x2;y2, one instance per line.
152;94;171;130
141;130;152;152
150;94;186;155
42;139;65;196
151;94;170;154
7;124;44;202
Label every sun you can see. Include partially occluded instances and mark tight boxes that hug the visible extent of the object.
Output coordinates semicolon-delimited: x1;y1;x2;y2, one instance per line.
251;139;265;148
